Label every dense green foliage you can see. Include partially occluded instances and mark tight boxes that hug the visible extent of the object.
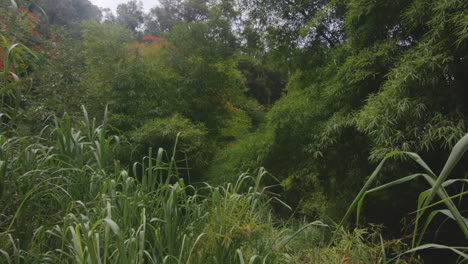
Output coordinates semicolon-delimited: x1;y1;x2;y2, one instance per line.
210;0;468;222
0;0;467;262
0;108;434;263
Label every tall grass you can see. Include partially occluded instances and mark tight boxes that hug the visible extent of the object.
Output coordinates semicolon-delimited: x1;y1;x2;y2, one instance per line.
0;108;330;264
1;107;464;263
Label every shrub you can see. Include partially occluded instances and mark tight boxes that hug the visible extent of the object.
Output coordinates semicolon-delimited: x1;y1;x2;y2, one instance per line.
131;114;209;180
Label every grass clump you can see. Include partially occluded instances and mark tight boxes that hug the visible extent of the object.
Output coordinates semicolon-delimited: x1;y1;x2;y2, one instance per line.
0;109;326;263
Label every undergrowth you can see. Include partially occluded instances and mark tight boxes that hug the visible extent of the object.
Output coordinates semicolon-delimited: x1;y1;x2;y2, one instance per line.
0;108;465;263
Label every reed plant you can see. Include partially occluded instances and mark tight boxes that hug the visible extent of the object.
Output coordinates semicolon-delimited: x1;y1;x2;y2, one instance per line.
1;106;465;263
332;134;468;262
0;107;327;263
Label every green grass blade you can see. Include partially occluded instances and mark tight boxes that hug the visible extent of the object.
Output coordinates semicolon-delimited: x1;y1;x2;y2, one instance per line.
186;233;205;264
402;244;468;260
274;221;329;250
237;249;246;264
420;134;468;237
0;249;12;264
356;173;426;224
329;151;403;246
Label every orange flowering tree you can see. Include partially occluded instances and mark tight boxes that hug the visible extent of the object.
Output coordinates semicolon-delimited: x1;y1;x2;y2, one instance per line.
0;8;38;81
82;18;245;130
80;18;249;177
142;22;245;130
0;7;61;77
0;7;60;130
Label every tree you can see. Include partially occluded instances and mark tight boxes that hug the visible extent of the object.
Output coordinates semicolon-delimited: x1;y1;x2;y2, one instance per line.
145;0;210;35
238;0;344;49
31;0;101;35
0;6;46;131
79;3;249;178
116;0;145;32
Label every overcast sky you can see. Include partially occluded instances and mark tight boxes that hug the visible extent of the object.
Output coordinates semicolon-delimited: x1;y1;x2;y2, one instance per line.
89;0;160;13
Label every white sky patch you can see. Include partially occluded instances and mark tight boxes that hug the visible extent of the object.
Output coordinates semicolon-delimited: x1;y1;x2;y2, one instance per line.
89;0;159;14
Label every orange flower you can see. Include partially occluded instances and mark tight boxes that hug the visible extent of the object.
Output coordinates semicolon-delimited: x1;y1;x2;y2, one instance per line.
143;35;167;42
30;30;42;36
225;102;239;111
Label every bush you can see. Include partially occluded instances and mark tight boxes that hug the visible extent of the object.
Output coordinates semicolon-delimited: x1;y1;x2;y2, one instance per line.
131;114;209;180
